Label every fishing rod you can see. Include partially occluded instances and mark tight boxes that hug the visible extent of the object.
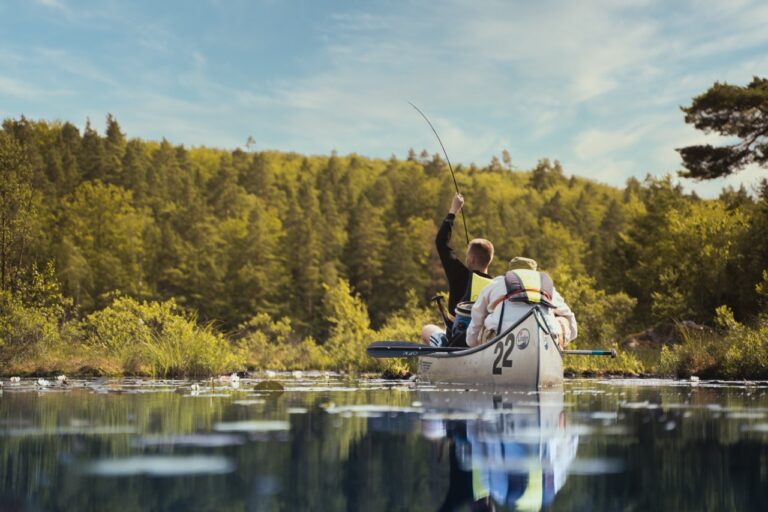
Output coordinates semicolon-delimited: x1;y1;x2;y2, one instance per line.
408;102;470;245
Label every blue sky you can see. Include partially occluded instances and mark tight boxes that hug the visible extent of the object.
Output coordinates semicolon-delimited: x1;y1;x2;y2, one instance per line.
1;0;767;197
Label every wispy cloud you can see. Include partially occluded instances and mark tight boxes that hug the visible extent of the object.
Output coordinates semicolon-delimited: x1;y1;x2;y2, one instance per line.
3;0;768;197
33;0;67;11
37;48;117;86
0;75;69;100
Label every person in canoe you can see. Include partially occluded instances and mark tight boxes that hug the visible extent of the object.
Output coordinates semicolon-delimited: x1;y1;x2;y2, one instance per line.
421;192;494;348
465;257;577;348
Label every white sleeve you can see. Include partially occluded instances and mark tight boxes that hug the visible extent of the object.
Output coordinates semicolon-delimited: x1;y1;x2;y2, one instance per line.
551;288;578;343
466;286;492;347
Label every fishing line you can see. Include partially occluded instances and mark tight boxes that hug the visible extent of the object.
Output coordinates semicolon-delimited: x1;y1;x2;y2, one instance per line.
408;102;470;245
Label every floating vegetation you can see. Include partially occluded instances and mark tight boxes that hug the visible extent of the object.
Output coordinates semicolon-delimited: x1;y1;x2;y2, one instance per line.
84;456;235;476
254;380;285;392
212;420;290;433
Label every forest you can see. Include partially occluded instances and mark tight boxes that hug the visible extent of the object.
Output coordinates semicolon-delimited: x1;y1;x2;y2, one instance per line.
2;78;767;379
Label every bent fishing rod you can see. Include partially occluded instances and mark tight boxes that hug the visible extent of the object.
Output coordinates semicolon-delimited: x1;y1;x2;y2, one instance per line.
408;102;470;245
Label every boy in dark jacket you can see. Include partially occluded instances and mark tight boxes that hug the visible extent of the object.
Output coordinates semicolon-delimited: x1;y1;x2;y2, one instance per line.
422;193;494;347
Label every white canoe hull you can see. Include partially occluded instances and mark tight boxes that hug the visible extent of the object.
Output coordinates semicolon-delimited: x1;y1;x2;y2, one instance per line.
417;307;563;388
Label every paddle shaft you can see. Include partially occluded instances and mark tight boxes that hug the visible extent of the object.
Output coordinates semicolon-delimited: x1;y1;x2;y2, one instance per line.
367;341;462;358
563;349;617;358
367;341;617;359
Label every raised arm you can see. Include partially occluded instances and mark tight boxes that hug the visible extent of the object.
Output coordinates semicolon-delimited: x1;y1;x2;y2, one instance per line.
436;194;468;314
435;193;464;264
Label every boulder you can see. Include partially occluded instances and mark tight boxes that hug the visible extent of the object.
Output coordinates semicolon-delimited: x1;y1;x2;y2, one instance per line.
621;321;712;350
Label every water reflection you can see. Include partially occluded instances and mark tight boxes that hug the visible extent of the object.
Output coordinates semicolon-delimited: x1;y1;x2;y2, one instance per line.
417;390;578;511
0;377;767;511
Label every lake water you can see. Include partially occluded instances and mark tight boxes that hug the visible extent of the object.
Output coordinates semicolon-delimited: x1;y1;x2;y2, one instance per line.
1;375;767;511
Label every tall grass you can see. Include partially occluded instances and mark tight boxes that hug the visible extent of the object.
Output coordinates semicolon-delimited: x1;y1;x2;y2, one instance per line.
658;307;768;379
83;296;243;377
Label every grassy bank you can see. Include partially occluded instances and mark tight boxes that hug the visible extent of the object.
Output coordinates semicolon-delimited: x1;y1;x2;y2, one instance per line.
0;278;425;378
2;273;765;380
656;307;768;380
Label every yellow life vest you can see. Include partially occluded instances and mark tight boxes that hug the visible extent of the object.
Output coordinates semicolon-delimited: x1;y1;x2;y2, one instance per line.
468;273;493;302
491;269;556;309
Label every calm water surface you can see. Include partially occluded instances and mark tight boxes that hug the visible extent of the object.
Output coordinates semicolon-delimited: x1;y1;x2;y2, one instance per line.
1;375;767;511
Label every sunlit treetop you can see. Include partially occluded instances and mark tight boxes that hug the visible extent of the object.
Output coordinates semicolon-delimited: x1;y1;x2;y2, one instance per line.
677;76;768;180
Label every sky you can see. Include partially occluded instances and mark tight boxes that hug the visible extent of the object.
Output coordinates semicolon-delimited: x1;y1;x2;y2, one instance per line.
1;0;767;197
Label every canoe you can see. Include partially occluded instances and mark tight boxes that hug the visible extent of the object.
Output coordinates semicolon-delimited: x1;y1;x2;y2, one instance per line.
417;306;563;388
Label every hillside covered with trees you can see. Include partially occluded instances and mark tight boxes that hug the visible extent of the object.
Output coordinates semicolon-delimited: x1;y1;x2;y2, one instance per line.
2;80;767;378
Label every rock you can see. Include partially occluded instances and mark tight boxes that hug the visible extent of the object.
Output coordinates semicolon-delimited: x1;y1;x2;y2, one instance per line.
381;368;412;380
621;321;712;350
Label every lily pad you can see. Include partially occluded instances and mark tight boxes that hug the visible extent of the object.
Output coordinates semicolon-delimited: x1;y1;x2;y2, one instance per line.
254;380;285;392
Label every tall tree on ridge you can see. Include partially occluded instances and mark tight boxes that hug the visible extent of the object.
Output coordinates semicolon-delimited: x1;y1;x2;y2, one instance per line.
678;76;768;180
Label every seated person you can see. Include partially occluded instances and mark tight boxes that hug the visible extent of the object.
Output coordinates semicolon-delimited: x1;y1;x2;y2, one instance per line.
422;193;494;347
465;257;577;348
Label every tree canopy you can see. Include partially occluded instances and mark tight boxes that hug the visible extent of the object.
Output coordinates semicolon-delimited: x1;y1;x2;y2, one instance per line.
678;76;768;180
2;113;768;351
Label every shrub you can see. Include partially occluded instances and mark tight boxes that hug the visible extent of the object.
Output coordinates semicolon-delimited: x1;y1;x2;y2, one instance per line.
0;263;78;367
374;289;433;376
83;296;242;377
237;313;331;370
323;279;377;372
657;331;724;378
550;267;636;347
0;291;60;365
656;306;768;379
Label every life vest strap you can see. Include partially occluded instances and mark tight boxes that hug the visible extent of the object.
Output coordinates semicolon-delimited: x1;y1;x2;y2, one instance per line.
490;289;554;310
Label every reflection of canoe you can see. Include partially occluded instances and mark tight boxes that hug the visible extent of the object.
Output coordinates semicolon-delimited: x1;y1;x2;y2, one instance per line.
417;307;563;388
418;387;577;510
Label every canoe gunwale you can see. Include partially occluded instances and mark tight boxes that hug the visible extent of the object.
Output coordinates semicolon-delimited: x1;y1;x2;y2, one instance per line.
423;305;561;359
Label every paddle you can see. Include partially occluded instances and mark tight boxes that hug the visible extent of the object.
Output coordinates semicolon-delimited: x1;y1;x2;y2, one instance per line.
367;341;464;358
366;341;617;359
561;349;617;358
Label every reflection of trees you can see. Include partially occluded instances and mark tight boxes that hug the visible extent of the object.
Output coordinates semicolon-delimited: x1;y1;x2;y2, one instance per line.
553;384;768;511
0;385;430;511
2;383;768;511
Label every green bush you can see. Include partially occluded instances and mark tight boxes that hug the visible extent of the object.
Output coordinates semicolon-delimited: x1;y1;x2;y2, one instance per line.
550;266;636;347
83;296;242;377
374;289;433;376
0;264;77;364
323;279;377;372
236;313;331;370
657;326;725;379
657;306;768;379
0;291;60;365
721;321;768;380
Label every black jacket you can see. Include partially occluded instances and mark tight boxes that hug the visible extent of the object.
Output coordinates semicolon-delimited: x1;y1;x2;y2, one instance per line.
436;214;491;316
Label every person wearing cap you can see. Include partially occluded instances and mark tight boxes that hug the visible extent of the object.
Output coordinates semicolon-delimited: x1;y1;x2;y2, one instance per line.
465;257;577;348
421;193;494;347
